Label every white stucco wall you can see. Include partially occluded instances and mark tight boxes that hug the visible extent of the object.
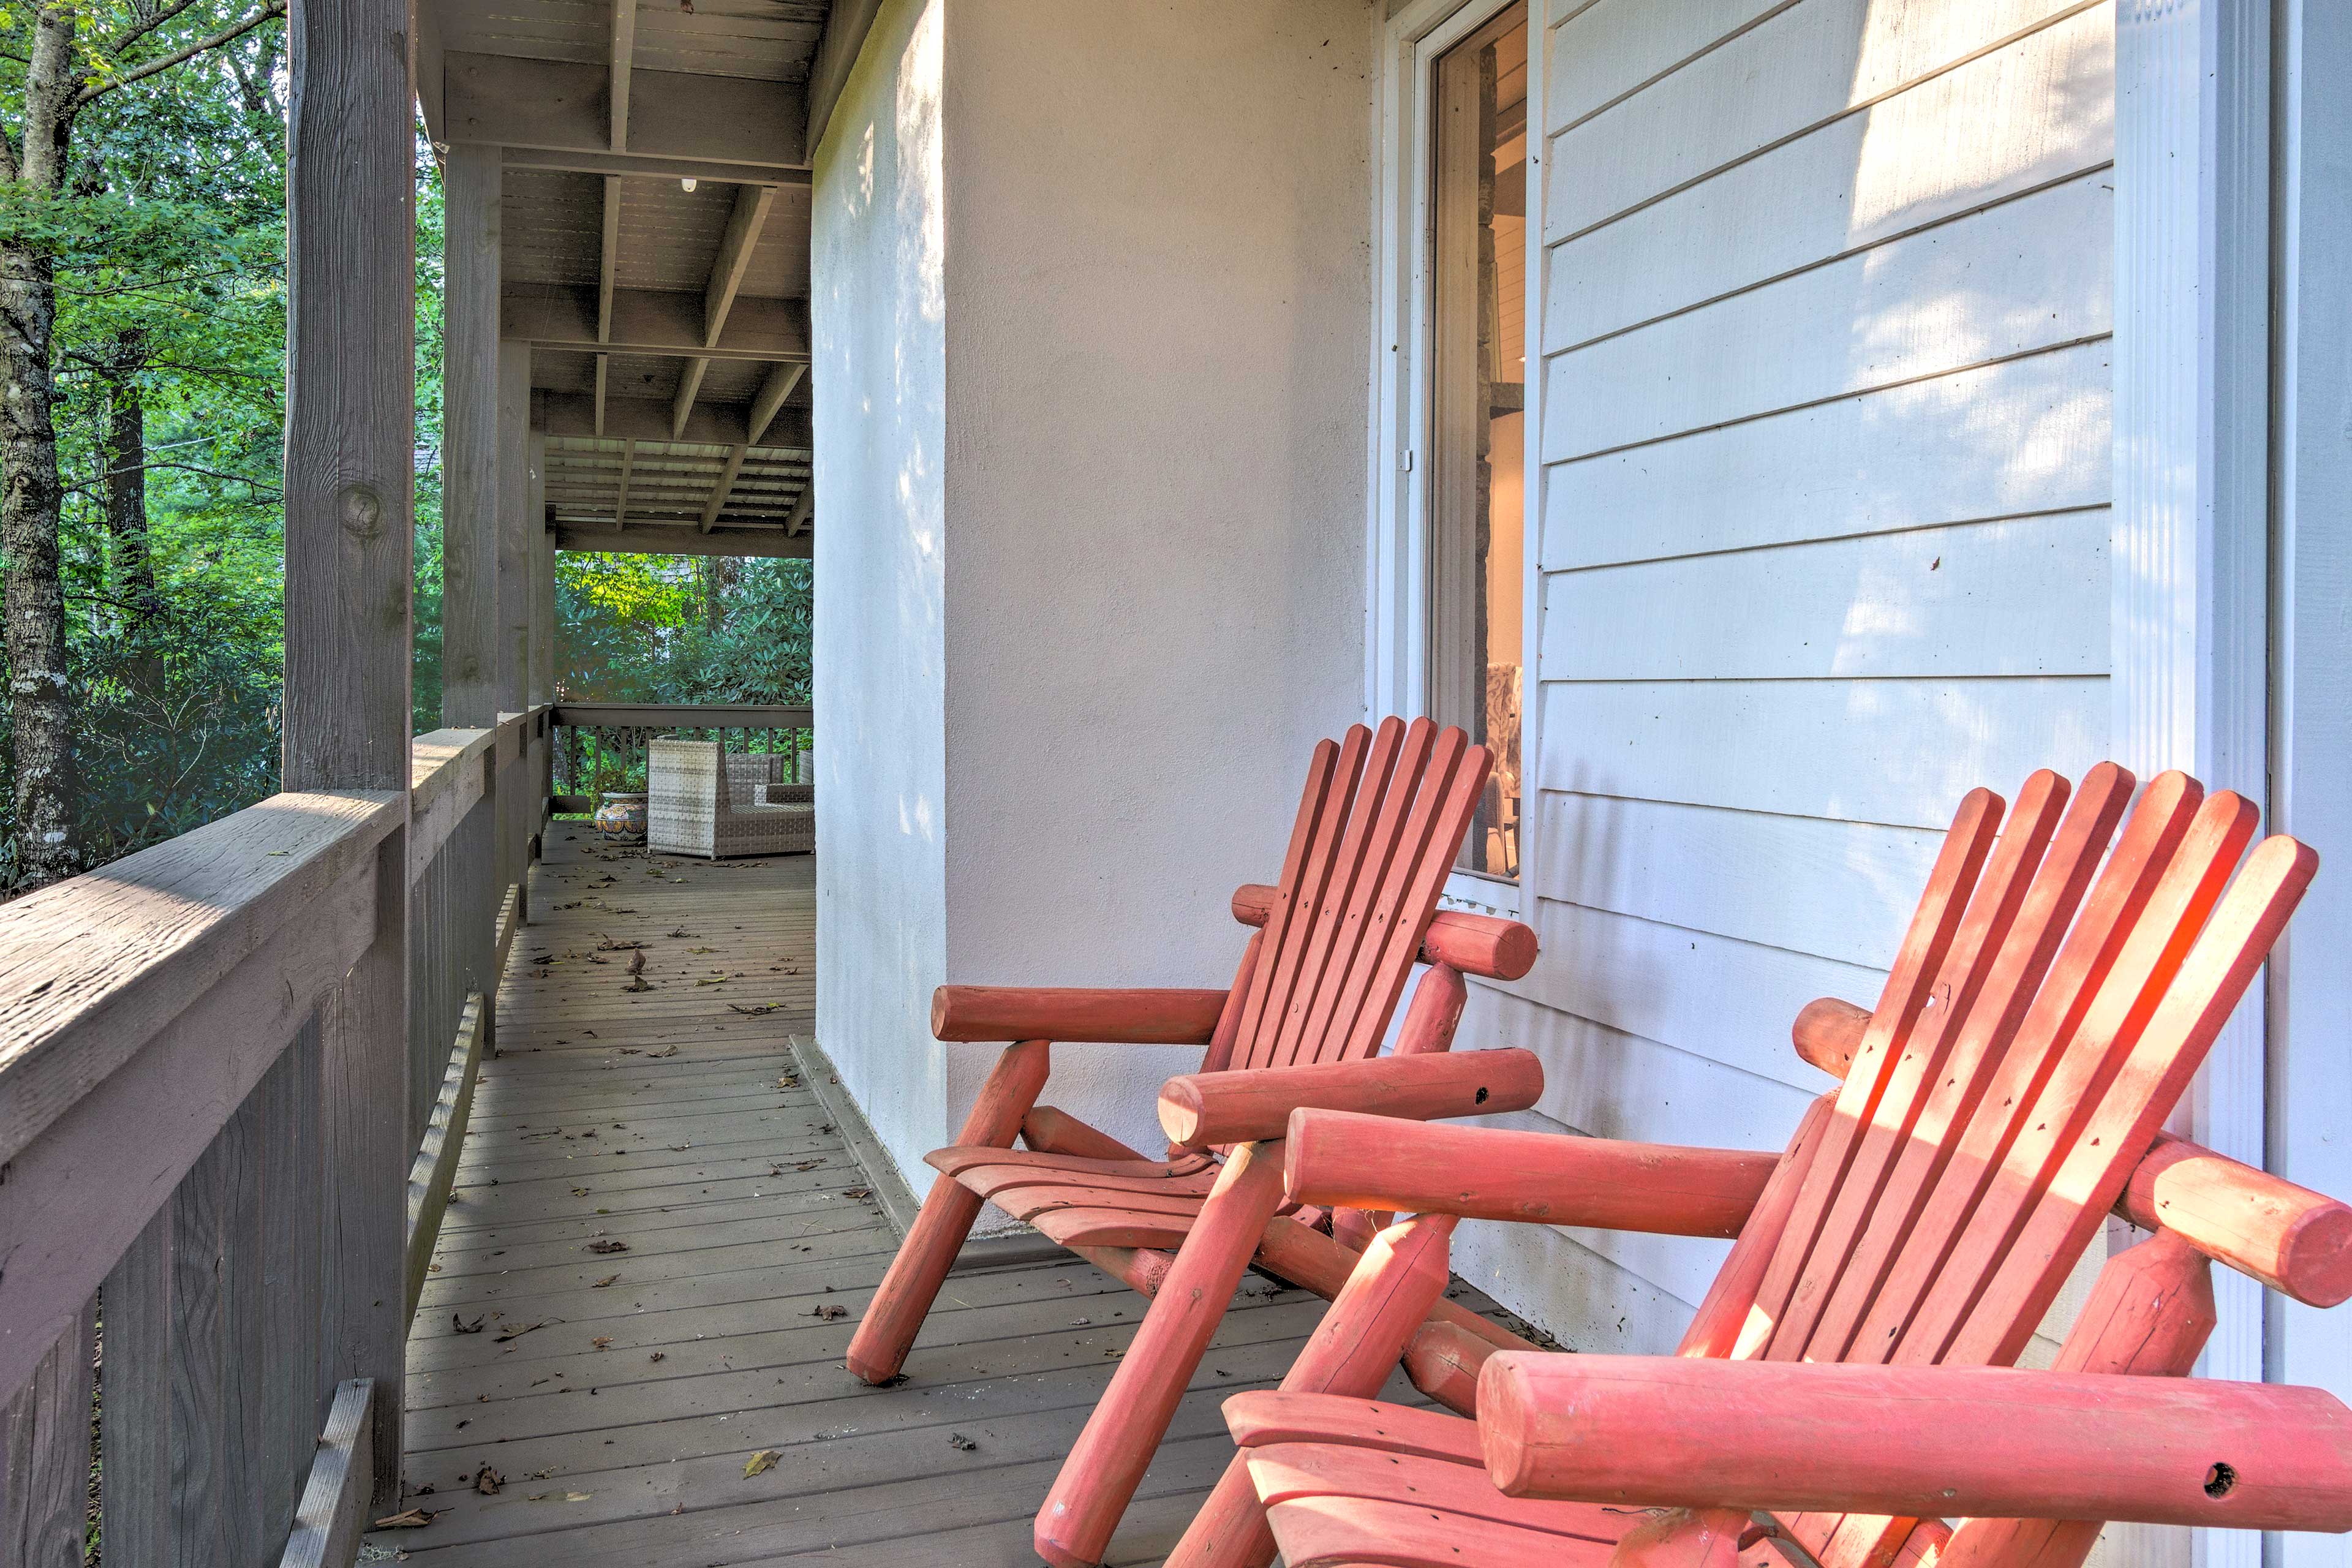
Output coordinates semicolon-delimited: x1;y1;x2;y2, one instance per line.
810;0;951;1171
811;0;1379;1197
937;0;1379;1170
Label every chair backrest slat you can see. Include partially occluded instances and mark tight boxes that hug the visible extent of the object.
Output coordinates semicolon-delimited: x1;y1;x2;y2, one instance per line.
1742;786;2002;1347
1794;765;2133;1365
1286;720;1442;1066
1325;741;1488;1066
1229;736;1349;1062
1224;720;1492;1076
1758;771;2074;1362
1238;726;1372;1071
1730;767;2316;1568
1266;720;1414;1068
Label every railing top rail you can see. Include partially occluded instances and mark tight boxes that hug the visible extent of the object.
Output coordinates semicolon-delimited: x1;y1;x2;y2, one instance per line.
552;702;813;729
0;788;402;1169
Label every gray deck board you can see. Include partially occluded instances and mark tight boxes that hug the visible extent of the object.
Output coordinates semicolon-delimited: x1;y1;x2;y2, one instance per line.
371;829;1424;1566
367;827;1505;1561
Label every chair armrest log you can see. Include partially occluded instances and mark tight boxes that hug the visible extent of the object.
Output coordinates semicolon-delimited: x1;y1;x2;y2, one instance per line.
930;985;1230;1044
1158;1050;1543;1150
1477;1354;2352;1532
1283;1109;1777;1238
1230;883;1537;981
1793;994;2352;1306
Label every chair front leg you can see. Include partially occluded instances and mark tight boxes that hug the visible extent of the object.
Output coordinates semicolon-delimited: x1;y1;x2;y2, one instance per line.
1034;1139;1291;1568
1166;1213;1461;1568
844;1039;1049;1384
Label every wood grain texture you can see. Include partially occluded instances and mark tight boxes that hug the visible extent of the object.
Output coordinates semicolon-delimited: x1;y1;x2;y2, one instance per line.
276;1381;374;1568
1159;1050;1546;1150
0;1300;93;1568
407;992;492;1322
441;143;502;727
282;0;418;793
319;829;410;1510
1477;1354;2352;1531
0;787;397;1169
365;832;1513;1564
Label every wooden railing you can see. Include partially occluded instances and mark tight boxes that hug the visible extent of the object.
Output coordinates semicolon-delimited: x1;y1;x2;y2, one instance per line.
0;705;553;1566
551;701;812;809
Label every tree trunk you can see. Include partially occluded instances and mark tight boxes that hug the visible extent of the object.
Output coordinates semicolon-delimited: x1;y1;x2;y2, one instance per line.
1;234;78;889
1;6;86;889
104;333;160;618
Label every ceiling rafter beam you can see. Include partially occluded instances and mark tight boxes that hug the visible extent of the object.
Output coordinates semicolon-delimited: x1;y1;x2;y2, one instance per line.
748;363;804;447
612;438;635;529
505;284;808;362
594;173;622;435
608;0;636;151
700;445;750;532
673;183;776;440
785;484;812;537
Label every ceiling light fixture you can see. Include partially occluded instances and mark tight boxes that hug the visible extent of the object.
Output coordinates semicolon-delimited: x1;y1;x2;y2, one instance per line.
680;176;698;192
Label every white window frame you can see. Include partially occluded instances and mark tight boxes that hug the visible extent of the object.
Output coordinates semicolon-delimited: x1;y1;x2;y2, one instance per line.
1366;0;1545;921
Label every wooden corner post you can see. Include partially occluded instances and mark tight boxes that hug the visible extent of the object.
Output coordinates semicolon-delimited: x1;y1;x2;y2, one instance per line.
442;141;500;729
284;0;415;1512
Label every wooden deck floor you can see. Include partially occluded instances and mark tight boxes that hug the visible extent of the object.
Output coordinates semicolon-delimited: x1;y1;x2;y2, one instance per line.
366;828;1458;1566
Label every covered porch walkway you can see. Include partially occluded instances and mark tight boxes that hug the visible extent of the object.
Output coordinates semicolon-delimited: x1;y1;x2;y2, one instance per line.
372;831;1451;1566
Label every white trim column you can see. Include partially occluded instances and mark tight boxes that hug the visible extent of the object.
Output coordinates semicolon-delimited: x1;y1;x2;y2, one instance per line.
2113;2;2271;1564
2269;2;2352;1563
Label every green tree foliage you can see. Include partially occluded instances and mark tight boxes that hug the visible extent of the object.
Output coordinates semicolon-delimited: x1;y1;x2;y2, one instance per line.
1;16;809;881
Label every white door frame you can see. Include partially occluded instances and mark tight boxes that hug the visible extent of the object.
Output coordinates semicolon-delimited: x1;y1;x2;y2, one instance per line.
1365;0;1545;920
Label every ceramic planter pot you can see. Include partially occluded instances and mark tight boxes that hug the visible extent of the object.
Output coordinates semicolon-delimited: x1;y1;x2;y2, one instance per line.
595;791;648;843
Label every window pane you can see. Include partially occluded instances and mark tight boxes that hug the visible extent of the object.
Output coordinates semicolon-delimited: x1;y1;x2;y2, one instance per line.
1430;5;1527;881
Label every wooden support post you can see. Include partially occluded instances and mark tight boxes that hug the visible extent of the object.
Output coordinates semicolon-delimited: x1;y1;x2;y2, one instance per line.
530;429;554;709
497;344;532;717
442;143;501;726
284;0;415;1509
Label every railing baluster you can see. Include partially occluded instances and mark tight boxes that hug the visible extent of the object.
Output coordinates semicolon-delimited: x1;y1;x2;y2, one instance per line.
0;1296;95;1567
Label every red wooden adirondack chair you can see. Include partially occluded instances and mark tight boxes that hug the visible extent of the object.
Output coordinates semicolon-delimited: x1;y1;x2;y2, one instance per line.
840;717;1547;1566
1167;764;2345;1568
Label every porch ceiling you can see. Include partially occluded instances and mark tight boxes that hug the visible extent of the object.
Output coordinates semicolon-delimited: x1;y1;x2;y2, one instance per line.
416;0;868;560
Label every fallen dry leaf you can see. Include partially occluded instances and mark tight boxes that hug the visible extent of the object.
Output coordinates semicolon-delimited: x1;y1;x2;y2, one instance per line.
473;1465;503;1496
646;1046;679;1058
493;1321;546;1343
374;1508;438;1529
744;1449;781;1477
809;1304;848;1321
591;1273;620;1289
451;1313;486;1335
587;1240;630;1255
591;1336;613;1350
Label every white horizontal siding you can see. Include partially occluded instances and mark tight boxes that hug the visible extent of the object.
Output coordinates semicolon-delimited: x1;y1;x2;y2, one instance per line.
1456;0;2117;1368
1544;3;2114;351
1536;676;2108;828
1540;343;2111;570
1542;510;2109;681
1532;793;1940;967
1542;170;2113;460
1543;0;2101;241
